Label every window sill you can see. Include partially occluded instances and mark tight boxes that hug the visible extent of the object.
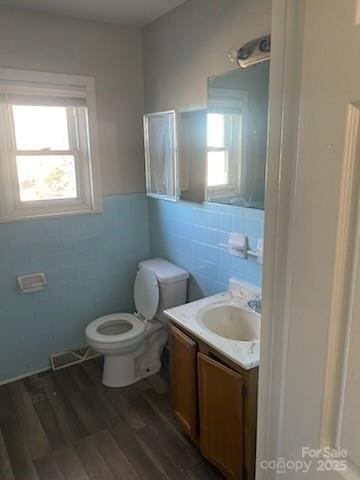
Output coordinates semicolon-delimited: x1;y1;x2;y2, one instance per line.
0;204;103;223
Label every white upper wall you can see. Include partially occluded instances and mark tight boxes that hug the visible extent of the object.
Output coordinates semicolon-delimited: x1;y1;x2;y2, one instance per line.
0;0;188;27
0;1;272;195
0;8;145;195
142;0;272;113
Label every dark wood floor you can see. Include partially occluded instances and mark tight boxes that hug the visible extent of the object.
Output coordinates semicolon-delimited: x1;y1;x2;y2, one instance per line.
0;357;223;480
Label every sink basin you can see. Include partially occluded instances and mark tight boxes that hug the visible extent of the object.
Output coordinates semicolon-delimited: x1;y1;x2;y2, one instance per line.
197;303;260;342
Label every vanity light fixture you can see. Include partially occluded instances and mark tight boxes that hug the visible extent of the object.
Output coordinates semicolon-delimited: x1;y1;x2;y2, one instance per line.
228;35;271;68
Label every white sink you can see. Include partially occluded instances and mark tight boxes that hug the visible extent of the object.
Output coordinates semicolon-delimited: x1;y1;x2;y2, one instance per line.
197;303;260;342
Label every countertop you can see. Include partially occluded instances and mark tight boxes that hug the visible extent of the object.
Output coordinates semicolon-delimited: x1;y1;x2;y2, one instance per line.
164;286;260;370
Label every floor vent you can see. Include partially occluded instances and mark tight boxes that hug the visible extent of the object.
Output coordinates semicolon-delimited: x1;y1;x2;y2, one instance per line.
50;346;99;371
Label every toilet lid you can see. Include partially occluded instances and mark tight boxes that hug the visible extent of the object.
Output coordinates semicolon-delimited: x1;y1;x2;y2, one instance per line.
134;267;159;320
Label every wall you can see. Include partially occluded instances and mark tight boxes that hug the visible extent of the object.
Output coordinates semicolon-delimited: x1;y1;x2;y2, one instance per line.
0;9;149;382
142;0;271;113
0;195;149;382
0;1;270;383
0;8;145;195
143;0;270;296
150;199;263;300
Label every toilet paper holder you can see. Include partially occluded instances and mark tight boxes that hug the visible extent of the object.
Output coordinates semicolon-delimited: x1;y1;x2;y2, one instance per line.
16;273;47;294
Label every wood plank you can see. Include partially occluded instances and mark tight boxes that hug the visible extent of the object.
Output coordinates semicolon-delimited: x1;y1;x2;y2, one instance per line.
52;445;89;480
103;388;146;431
139;389;202;465
135;379;152;393
0;358;222;480
67;365;94;392
145;374;169;394
0;414;39;480
134;425;191;480
87;388;123;430
81;358;103;385
110;420;166;480
81;360;144;430
186;461;224;480
35;455;65;480
39;374;87;443
158;366;170;384
140;388;185;435
6;382;25;409
6;381;50;461
63;361;123;431
0;427;15;480
94;430;140;480
0;387;14;421
53;370;104;435
122;384;200;469
75;435;116;480
23;376;65;450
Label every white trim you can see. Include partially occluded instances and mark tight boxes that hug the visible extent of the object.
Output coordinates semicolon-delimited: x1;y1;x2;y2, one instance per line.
321;104;360;447
0;67;95;90
0;68;102;222
256;0;305;478
0;366;50;386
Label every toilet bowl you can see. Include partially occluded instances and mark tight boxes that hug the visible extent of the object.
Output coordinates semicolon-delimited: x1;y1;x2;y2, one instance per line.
85;258;188;387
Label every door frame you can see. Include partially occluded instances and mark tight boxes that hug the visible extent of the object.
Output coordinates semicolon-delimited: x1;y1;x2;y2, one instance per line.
256;1;305;478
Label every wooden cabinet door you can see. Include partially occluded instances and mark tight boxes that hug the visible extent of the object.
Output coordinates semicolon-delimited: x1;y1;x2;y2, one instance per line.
169;324;198;441
198;353;244;480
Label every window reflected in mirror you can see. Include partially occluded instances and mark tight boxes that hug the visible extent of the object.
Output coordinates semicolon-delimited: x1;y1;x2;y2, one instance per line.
207;62;269;209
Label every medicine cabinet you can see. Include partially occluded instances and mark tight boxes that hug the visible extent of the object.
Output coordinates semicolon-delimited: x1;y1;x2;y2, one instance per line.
143;110;179;201
143;109;207;203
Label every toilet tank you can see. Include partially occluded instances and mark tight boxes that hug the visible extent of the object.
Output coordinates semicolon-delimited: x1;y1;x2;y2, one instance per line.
138;258;188;323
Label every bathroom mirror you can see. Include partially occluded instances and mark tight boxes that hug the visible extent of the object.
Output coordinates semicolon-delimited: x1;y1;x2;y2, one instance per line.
207;62;269;209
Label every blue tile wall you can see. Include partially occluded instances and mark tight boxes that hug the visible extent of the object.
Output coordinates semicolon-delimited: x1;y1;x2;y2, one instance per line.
0;194;149;383
149;199;264;301
0;193;263;383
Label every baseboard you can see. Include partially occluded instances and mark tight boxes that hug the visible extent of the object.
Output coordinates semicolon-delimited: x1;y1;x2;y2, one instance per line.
0;366;50;386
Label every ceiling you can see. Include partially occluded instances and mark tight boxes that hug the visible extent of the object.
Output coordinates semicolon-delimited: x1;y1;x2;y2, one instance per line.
0;0;188;26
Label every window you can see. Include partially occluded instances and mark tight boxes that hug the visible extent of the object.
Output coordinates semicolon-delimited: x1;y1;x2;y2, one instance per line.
207;88;247;203
207;112;242;188
0;69;102;221
207;113;229;187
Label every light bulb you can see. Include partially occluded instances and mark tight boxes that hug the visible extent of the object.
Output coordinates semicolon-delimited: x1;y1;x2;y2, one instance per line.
227;48;239;63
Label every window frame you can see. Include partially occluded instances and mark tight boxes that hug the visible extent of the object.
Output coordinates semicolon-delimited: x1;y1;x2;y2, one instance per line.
206;112;243;192
206;88;248;201
0;68;102;222
207;148;230;187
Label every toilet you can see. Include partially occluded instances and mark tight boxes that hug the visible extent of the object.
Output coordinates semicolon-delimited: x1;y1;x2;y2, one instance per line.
85;258;188;387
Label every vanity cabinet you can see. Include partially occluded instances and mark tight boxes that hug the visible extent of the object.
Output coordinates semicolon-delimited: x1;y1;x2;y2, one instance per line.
169;324;198;442
198;353;244;479
169;323;258;480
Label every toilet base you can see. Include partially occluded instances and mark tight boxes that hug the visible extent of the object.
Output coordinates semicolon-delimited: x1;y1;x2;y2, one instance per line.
103;353;135;387
101;327;168;388
102;354;162;388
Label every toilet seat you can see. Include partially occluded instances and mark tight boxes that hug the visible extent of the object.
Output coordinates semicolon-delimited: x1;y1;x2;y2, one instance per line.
134;267;159;320
85;313;146;347
86;267;161;351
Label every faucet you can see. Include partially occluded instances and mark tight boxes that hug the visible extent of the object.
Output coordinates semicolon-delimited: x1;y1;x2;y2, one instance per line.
247;294;261;314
